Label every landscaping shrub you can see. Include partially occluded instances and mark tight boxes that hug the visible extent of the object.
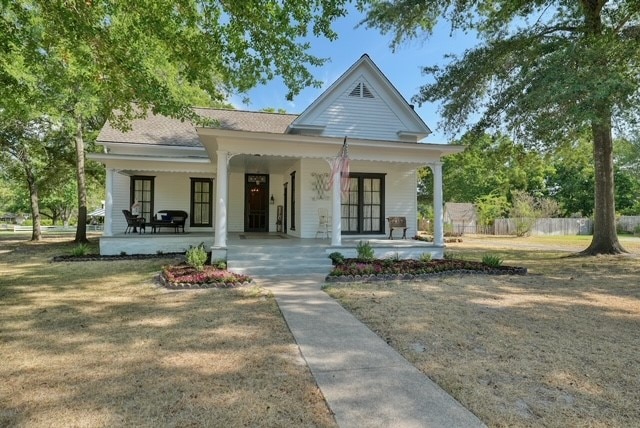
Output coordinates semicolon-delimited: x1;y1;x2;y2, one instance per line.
356;241;375;261
328;252;345;265
482;254;503;267
186;243;208;271
70;243;90;257
419;252;432;262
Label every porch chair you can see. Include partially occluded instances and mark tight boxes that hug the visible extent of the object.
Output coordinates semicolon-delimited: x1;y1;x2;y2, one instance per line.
316;208;331;238
122;210;145;234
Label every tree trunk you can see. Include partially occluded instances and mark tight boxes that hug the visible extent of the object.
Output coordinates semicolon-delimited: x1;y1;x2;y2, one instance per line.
24;164;42;241
74;115;88;244
581;117;626;255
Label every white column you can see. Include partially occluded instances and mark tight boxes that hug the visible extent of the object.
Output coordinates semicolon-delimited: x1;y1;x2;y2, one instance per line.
331;166;342;246
104;168;114;236
214;150;228;248
432;161;444;246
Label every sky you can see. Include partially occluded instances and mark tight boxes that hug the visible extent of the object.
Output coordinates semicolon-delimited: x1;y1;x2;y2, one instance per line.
230;7;478;144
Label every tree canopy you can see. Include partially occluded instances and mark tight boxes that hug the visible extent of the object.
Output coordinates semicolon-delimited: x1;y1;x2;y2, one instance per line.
360;0;640;254
2;0;350;241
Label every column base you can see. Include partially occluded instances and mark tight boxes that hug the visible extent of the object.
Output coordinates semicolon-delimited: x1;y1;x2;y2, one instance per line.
210;247;227;264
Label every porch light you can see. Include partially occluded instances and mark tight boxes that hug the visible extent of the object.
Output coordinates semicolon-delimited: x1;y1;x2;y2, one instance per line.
270;194;275;204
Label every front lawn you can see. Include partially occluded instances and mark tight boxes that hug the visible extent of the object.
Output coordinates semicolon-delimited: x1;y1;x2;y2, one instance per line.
325;242;640;427
0;235;335;427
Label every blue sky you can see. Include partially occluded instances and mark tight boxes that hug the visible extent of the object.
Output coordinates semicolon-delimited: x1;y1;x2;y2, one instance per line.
230;8;478;143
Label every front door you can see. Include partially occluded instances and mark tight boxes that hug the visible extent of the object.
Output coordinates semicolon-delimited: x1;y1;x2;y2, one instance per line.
245;174;269;232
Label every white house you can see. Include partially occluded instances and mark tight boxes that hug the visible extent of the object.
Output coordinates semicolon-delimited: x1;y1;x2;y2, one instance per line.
90;54;463;257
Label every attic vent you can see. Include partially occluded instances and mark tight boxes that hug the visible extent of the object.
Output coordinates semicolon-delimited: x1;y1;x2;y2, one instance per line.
362;84;374;98
349;82;375;99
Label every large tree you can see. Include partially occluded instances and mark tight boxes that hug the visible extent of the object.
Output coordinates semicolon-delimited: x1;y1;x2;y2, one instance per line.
2;0;349;242
361;0;640;254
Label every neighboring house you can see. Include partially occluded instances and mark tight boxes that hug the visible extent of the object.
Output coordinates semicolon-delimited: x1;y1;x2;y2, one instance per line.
90;54;463;256
444;202;477;235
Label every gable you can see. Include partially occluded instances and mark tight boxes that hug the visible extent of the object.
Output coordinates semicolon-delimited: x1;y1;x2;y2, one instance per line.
288;54;431;143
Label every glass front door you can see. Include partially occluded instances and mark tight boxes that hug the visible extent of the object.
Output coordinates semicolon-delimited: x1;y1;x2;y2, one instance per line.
245;174;269;232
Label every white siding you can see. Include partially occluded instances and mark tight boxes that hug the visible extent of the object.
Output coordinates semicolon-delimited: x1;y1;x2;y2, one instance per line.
297;159;418;239
268;174;284;232
299;158;332;238
228;172;244;232
109;171;215;234
313;79;409;141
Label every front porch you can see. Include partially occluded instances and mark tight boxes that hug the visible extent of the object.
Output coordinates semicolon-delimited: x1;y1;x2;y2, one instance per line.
98;232;444;260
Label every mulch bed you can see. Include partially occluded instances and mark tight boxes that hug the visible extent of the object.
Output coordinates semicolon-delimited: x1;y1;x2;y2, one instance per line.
159;263;252;289
326;258;526;283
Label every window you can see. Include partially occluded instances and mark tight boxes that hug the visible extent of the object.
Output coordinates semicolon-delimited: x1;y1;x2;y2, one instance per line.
341;173;385;234
190;178;213;227
130;176;154;222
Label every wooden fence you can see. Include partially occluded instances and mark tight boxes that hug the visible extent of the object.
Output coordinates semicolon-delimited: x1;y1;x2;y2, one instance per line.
617;216;640;233
419;215;640;236
494;218;593;236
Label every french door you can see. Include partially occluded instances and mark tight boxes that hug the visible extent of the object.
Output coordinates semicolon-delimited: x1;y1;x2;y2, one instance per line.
341;173;385;234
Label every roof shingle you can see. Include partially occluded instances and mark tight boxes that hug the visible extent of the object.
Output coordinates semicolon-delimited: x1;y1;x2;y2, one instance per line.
97;108;298;147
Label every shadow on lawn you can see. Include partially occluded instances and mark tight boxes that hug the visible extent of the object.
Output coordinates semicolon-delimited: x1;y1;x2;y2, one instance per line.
0;238;335;427
325;254;640;426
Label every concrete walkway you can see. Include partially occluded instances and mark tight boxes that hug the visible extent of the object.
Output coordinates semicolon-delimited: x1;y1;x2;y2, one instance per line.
258;273;486;428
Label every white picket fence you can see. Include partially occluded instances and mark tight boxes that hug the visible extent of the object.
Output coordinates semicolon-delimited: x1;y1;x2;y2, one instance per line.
2;225;103;232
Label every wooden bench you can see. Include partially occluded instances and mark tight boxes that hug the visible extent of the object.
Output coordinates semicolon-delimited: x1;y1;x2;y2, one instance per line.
387;216;408;240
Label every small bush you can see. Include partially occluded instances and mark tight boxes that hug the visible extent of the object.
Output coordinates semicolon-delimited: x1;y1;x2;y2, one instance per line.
419;252;432;262
186;243;208;271
328;252;345;265
388;252;401;261
356;241;375;261
120;251;127;256
70;243;90;257
444;251;462;260
213;259;227;270
482;254;503;268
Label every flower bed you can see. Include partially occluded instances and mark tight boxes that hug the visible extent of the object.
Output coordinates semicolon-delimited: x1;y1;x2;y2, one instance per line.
160;263;252;289
326;258;526;283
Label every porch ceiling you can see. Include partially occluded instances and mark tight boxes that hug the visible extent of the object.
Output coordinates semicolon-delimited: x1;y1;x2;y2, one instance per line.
229;154;299;174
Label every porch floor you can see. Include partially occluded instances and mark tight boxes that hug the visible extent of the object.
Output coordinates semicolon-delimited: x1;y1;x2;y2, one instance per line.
99;231;443;260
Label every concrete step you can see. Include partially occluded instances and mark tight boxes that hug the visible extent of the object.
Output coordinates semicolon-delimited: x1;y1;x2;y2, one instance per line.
227;244;332;277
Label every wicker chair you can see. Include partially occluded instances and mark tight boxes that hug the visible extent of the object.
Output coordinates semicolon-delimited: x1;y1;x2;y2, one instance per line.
122;210;145;234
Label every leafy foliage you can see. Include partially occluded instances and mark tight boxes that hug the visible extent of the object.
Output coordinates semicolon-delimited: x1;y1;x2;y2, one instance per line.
509;190;561;236
70;243;90;257
186;243;208;271
2;0;351;242
475;193;510;227
328;251;345;265
360;0;640;254
481;254;503;268
356;240;375;261
419;252;432;262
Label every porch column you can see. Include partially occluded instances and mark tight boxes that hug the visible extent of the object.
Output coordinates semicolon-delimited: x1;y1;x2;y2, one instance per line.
104;168;114;236
331;166;342;246
214;150;229;248
432;161;444;246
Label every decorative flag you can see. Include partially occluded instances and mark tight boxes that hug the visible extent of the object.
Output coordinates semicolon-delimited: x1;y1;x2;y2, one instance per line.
329;136;350;194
